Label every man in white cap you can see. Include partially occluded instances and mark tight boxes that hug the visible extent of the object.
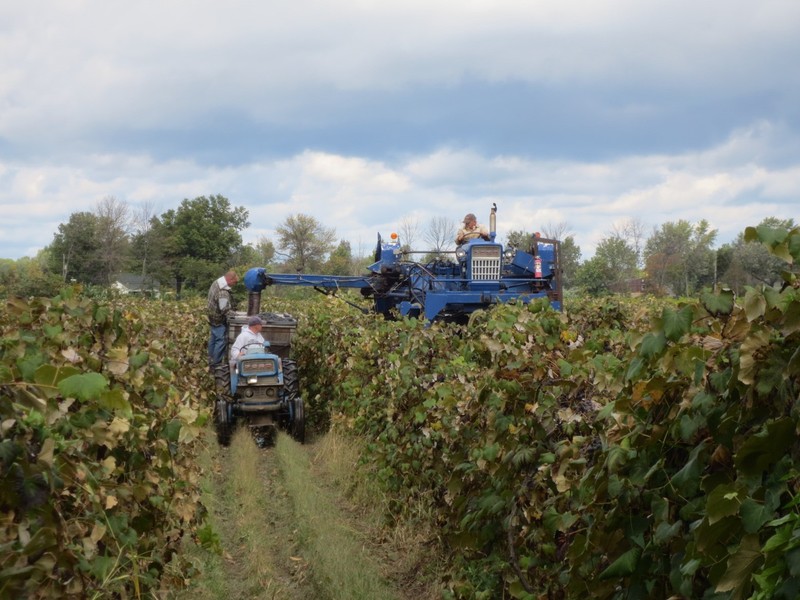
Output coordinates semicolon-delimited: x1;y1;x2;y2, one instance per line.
230;315;266;362
455;213;490;245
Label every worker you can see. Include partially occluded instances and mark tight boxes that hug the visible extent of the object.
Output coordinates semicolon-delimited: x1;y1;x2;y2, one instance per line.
455;213;490;245
230;315;266;362
207;270;238;368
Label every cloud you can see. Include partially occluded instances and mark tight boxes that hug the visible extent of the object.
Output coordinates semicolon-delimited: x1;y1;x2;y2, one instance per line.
2;119;797;260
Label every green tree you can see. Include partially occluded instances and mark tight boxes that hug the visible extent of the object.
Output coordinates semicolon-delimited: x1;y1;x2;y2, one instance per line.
46;212;103;283
574;255;613;296
156;195;250;294
574;236;636;295
0;254;62;298
559;236;581;289
325;240;354;275
129;201;157;281
276;214;336;273
644;219;718;296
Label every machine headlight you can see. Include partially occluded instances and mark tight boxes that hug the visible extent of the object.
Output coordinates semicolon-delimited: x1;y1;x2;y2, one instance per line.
504;249;516;261
455;247;466;259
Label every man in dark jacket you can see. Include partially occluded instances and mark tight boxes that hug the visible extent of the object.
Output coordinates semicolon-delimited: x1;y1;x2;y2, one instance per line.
207;270;238;368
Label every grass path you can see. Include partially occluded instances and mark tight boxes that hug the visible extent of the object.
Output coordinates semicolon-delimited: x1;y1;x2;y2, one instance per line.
173;429;441;600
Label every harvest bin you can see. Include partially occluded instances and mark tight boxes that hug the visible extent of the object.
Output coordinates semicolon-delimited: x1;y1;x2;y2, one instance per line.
226;311;297;360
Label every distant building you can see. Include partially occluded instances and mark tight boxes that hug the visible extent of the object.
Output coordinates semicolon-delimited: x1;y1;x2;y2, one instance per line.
610;277;647;296
111;273;161;296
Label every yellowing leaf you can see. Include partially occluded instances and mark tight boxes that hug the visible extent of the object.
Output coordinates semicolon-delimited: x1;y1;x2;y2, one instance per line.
105;346;130;376
108;417;130;435
37;437;55;467
105;495;118;510
61;348;82;364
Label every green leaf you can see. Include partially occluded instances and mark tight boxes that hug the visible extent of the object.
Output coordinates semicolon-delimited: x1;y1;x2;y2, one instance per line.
788;232;800;262
598;547;641;580
762;526;792;553
755;225;788;246
743;288;767;322
671;443;706;495
34;364;81;389
701;288;735;316
707;484;742;525
98;389;132;414
662;306;693;342
640;332;667;358
58;372;109;402
715;534;763;594
625;356;645;381
740;499;771;534
734;418;794;477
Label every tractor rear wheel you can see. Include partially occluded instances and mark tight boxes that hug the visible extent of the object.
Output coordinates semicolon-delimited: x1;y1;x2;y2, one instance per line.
212;362;231;395
283;359;305;443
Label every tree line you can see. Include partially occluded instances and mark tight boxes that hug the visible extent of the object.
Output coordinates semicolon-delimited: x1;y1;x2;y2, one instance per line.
0;193;793;299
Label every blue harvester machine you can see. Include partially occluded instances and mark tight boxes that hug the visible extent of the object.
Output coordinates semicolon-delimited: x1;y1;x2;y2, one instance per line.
244;204;562;323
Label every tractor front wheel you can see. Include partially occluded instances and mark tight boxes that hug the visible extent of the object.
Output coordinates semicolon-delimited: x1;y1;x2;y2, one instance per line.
214;399;233;446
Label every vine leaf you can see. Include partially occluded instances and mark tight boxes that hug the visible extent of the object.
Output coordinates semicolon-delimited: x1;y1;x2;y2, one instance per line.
598;547;641;580
734;418;794;476
715;534;762;597
57;372;109;402
701;288;734;316
662;306;693;341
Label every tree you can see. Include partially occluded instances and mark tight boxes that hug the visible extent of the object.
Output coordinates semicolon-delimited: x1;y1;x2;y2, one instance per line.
559;236;582;289
325;240;353;275
611;217;647;269
130;200;158;280
276;214;336;273
424;216;456;258
575;256;613;296
398;216;423;252
575;236;637;295
644;220;717;296
46;212;102;283
0;253;62;298
541;221;569;241
252;236;276;267
156;195;250;294
94;196;131;285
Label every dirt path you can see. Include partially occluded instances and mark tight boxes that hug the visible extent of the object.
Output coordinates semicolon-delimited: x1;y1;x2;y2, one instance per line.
173;429;440;600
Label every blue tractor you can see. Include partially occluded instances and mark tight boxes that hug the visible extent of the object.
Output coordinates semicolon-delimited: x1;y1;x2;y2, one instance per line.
243;205;562;324
213;312;304;446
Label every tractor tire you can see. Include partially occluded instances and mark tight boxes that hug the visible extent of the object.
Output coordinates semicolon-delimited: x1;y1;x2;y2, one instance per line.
212;362;231;396
283;359;305;443
214;399;233;447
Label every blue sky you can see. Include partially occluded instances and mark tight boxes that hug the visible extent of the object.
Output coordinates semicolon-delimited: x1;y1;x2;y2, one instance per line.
1;0;798;260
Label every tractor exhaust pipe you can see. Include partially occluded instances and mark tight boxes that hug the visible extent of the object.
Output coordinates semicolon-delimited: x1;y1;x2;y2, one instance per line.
247;291;261;316
489;203;497;241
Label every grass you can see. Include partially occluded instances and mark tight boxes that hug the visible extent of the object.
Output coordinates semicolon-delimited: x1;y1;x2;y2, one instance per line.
171;428;442;600
275;432;399;600
171;429;313;600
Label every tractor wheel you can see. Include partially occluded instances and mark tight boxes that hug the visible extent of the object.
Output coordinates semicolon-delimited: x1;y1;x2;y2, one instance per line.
214;399;233;447
283;359;305;443
212;362;231;395
292;396;305;444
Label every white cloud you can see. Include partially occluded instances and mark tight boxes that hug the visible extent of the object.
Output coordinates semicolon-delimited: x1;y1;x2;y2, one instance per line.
2;120;796;260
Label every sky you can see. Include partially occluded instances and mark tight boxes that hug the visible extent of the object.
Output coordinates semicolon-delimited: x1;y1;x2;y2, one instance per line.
1;0;799;261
